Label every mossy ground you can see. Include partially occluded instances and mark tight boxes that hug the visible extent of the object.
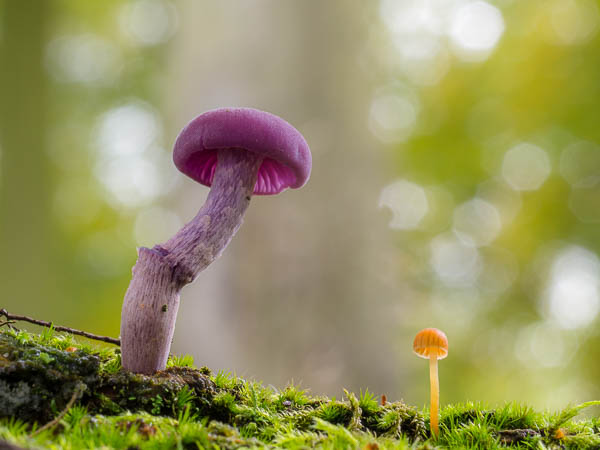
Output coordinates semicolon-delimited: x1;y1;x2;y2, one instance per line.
1;328;599;449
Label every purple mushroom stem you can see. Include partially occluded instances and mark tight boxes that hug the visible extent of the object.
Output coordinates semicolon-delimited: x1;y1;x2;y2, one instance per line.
161;148;263;273
119;107;311;374
120;149;263;374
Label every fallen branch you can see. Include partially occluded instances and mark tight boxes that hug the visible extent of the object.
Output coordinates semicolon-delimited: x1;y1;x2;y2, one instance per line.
30;383;85;437
0;309;120;346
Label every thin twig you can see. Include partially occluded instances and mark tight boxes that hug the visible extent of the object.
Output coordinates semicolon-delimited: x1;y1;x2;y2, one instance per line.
0;319;18;330
0;309;120;346
30;383;85;437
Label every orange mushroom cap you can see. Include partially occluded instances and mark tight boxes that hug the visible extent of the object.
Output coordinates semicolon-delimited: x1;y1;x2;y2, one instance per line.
413;328;448;360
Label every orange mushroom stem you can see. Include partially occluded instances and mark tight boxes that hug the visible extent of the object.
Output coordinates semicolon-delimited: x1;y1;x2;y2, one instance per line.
413;328;448;438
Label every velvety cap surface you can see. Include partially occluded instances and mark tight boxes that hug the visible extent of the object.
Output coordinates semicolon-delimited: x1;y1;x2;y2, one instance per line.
173;108;312;195
413;328;448;360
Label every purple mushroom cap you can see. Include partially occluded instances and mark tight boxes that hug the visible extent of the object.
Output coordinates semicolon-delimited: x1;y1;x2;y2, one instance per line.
173;107;312;195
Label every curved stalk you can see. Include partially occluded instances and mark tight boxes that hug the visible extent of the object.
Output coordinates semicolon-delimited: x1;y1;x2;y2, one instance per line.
120;148;263;374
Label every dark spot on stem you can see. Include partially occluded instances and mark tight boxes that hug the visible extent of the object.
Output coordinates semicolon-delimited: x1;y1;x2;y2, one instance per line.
161;305;168;313
245;196;251;201
152;245;170;257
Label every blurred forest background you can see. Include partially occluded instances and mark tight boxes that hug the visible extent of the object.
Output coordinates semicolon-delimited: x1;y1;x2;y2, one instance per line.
2;0;600;412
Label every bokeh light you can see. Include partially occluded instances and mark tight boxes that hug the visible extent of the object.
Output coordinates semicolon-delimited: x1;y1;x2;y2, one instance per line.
379;179;429;230
430;232;482;287
560;140;600;188
118;0;179;46
501;143;551;191
380;0;505;65
96;102;161;159
476;178;522;225
514;322;575;368
93;102;178;208
448;1;505;62
543;246;600;329
545;0;600;46
452;198;502;247
391;34;451;86
46;34;121;85
369;85;420;143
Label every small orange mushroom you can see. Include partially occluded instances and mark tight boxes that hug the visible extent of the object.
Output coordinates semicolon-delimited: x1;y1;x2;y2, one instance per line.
413;328;448;438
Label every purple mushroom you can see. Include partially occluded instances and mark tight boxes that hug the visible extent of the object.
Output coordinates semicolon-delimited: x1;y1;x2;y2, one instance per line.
120;107;312;374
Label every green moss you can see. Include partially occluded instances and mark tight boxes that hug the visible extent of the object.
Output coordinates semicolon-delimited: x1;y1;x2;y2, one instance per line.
167;354;195;369
1;328;599;449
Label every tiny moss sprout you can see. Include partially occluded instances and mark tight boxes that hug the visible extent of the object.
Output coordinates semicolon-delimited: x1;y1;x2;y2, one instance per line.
167;354;195;368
